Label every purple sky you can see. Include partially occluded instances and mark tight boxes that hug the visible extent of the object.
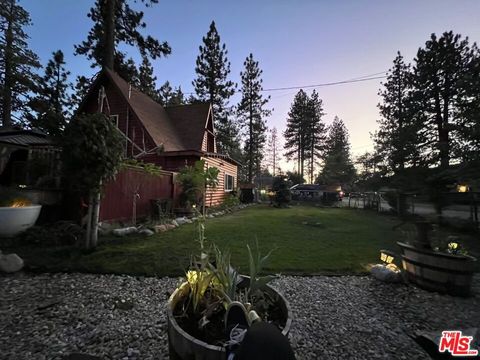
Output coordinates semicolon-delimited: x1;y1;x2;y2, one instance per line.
24;0;480;171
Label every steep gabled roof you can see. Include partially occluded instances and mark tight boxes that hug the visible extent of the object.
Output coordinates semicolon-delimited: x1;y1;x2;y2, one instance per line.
104;69;186;152
165;103;211;151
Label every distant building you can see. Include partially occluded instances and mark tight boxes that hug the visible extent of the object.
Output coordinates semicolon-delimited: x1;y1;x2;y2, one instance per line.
290;184;343;200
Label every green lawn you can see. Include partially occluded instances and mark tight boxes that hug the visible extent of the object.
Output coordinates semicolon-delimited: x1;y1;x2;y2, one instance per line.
5;205;429;276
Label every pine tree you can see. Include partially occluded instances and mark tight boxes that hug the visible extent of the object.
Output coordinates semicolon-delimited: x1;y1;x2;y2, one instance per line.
374;52;423;174
0;0;40;128
193;21;237;155
266;127;281;176
317;116;356;186
74;0;170;81
136;56;158;100
237;53;271;182
414;31;475;168
72;75;93;111
457;46;480;162
170;86;185;106
304;90;327;183
284;90;309;177
28;50;72;137
157;81;185;106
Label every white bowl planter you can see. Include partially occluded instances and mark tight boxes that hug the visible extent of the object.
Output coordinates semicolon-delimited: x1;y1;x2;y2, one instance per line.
0;205;42;237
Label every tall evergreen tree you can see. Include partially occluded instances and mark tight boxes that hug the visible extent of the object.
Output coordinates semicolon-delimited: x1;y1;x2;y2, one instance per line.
0;0;40;128
193;21;237;155
136;56;158;100
374;52;423;174
284;89;309;177
317;116;356;186
74;0;170;81
284;89;325;181
266;127;281;176
170;86;185;106
72;75;93;111
157;81;185;106
28;50;72;137
304;90;327;183
237;53;271;182
414;31;475;168
455;43;480;162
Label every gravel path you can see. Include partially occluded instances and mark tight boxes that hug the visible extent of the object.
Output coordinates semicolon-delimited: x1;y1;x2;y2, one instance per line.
0;273;479;359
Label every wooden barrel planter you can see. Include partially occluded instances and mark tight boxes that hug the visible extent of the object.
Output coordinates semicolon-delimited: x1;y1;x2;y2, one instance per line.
166;278;293;360
397;242;477;297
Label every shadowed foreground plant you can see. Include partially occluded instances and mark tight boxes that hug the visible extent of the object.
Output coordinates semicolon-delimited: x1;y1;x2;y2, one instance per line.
246;239;276;300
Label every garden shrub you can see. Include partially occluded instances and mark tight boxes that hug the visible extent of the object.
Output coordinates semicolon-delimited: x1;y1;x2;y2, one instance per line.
222;193;240;208
272;177;291;207
18;221;84;247
383;191;408;216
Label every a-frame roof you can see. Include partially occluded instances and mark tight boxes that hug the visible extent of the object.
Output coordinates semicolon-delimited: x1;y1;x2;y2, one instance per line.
82;69;212;153
165;103;212;151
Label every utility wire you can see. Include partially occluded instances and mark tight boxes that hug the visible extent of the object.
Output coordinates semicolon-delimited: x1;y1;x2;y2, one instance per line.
261;75;386;92
183;72;387;95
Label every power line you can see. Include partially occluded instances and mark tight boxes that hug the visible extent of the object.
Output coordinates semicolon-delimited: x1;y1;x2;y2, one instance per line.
183;72;387;95
261;75;386;93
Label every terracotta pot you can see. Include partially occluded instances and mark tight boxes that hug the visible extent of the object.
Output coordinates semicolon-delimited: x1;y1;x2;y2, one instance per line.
166;278;293;360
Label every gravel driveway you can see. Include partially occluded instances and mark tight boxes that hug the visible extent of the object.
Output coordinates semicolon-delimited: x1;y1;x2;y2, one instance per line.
1;273;479;359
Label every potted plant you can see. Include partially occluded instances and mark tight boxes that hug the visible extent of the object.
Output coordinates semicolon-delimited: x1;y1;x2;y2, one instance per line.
166;212;292;360
0;186;42;237
397;223;477;296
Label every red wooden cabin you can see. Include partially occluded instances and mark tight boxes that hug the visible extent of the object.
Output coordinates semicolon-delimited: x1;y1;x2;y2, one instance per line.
78;69;239;212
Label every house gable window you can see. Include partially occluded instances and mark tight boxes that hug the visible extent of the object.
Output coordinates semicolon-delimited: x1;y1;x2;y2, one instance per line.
224;174;234;192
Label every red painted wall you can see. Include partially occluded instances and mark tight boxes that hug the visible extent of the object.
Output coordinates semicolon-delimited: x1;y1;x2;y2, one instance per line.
99;166;177;222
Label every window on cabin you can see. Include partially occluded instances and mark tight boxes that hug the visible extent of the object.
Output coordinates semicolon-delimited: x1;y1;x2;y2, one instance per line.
225;174;234;192
110;114;119;127
207;133;215;152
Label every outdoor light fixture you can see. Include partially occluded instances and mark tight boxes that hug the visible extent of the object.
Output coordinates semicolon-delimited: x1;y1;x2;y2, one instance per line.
457;184;468;193
380;249;396;264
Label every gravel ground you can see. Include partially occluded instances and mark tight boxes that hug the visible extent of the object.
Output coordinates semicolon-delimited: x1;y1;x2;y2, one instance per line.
0;273;479;360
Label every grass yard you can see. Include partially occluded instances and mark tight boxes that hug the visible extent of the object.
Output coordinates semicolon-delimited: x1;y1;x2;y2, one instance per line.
5;205;479;276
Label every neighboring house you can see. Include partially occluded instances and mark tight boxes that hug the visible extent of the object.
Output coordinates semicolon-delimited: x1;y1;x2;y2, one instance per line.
78;69;240;207
0;129;60;189
290;184;342;200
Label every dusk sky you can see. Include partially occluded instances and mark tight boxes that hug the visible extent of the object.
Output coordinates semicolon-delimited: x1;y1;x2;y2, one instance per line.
24;0;480;171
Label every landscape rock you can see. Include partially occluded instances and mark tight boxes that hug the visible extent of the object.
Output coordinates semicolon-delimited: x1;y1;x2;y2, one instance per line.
0;253;24;273
370;264;403;283
138;228;154;236
112;227;138;237
171;220;179;227
175;217;188;225
154;225;167;233
165;224;176;230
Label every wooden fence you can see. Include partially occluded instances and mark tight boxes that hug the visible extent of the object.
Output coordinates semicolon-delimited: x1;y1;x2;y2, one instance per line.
99;166;178;222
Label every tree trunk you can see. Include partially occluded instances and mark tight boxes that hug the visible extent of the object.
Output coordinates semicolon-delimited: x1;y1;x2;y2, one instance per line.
84;193;94;249
1;2;14;128
248;102;253;183
103;0;116;70
91;192;101;248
